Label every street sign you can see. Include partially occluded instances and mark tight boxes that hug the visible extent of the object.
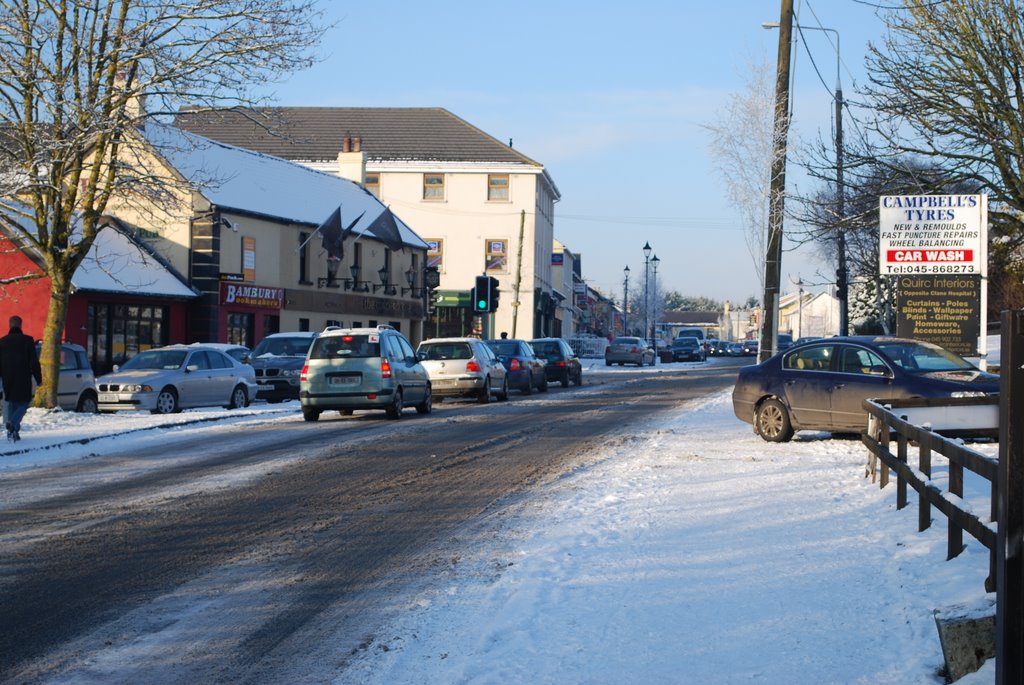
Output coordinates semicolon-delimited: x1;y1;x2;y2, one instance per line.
878;194;985;276
434;290;471;307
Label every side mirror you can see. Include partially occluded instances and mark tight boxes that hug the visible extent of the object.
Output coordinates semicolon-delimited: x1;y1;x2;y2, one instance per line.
186;364;199;373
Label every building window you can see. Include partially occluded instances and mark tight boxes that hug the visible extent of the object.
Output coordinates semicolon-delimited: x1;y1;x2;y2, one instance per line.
423;173;444;201
486;238;508;272
227;313;254;347
299;318;310;332
488;174;509;202
326;319;341;328
426;238;443;272
298;232;311;284
365;173;380;198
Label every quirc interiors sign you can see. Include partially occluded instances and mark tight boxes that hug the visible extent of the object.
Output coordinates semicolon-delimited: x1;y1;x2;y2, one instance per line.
878;194;985;275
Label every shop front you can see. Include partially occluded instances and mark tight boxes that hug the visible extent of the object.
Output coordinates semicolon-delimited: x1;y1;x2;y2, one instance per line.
217;280;285;348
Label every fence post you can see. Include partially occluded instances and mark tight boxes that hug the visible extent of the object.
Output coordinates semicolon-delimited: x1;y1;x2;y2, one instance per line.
919;434;932;533
949;460;965;560
895;426;908;508
997;310;1024;684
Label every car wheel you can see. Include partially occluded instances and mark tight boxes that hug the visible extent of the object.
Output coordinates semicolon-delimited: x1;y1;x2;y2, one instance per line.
227;384;248;410
560;370;570;388
754;398;794;442
152;387;179;415
538;375;548;392
76;391;99;413
477;377;491;404
302;407;320;422
605;359;612;366
416;384;433;414
340;409;354;416
498;377;509;401
575;369;583;386
386;389;403;420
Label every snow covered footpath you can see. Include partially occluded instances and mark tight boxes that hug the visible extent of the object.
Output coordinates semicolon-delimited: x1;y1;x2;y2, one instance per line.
334;389;996;685
0;365;999;683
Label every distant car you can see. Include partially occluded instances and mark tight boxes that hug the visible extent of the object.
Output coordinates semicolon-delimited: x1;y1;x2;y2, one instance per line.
727;341;744;356
299;326;431;420
417;337;509;403
97;345;258;414
605;336;655;367
732;336;999;442
709;340;732;356
741;339;759;356
35;341;99;412
670;336;705;362
485;339;547;394
249;332;318;402
530;337;583;387
193;342;252;364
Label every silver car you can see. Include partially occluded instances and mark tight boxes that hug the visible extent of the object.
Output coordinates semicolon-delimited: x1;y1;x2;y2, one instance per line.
36;342;99;412
97;345;258;414
605;336;656;367
417;337;509;403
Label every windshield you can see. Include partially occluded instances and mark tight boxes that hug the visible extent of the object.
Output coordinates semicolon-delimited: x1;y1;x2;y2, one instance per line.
252;336;313;357
531;341;561;358
418;341;472;360
487;341;520;356
875;340;974;373
119;349;187;371
309;335;380;359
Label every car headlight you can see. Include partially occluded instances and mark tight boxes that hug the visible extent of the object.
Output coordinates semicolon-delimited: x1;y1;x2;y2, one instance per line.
123;384;154;393
951;390;986;398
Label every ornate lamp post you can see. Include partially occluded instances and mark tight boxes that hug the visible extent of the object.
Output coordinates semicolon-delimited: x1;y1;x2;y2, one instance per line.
623;265;631;335
642;242;652;345
650;254;660;345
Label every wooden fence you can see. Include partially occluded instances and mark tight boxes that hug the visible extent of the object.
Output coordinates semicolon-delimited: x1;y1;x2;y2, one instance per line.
862;396;999;591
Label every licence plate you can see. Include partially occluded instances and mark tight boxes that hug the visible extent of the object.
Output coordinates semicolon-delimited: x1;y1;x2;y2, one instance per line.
433;380;456;388
99;393;118;403
329;376;359;386
257;384;274;391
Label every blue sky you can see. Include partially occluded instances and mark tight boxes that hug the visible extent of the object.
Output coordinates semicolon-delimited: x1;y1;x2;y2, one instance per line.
259;0;889;305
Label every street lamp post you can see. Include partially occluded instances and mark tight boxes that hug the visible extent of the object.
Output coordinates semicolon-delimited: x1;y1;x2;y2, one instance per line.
650;254;660;345
623;265;631;335
642;242;652;346
764;17;846;335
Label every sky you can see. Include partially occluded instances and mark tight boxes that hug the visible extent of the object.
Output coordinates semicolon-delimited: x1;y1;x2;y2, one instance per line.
0;359;998;683
252;0;892;306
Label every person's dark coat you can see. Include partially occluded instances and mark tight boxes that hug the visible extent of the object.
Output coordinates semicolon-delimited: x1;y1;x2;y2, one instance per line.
0;328;42;402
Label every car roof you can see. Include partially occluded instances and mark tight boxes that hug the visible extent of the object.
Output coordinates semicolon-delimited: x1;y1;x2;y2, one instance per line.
419;337;480;344
264;331;318;338
319;327;397;337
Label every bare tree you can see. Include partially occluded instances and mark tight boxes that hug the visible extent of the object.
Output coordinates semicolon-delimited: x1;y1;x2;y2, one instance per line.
0;0;325;406
862;0;1024;310
705;56;776;293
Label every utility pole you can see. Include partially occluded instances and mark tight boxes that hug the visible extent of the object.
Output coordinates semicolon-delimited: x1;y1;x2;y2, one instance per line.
759;0;794;363
836;78;848;336
511;209;525;337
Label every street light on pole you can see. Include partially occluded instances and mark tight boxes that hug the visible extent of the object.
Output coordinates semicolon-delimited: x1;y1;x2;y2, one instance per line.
764;18;847;335
642;242;652;347
650;254;660;345
623;265;631;335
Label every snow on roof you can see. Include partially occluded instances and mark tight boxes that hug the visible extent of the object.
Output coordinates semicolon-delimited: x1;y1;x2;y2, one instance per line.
73;224;197;298
142;122;428;250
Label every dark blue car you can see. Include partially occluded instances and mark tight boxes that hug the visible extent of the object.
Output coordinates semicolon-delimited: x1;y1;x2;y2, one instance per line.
732;336;999;442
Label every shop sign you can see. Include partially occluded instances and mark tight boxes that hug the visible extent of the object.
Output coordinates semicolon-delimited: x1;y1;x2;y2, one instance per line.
220;282;284;309
896;275;981;356
878;194;985;275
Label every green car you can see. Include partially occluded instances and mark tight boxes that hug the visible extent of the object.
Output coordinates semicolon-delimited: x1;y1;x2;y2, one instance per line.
299;326;432;421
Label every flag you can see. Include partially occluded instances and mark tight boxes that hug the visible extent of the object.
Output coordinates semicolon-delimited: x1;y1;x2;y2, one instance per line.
317;207;343;261
365;207;405;252
316;207;364;261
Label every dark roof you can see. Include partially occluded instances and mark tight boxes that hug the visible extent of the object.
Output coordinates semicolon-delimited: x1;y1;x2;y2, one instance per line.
174;107;542;166
663;311;720;325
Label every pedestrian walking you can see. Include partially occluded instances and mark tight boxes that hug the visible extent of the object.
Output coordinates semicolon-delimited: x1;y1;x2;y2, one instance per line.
0;316;42;443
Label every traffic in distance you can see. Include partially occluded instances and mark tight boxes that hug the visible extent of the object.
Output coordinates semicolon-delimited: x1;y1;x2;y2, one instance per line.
44;326;998;449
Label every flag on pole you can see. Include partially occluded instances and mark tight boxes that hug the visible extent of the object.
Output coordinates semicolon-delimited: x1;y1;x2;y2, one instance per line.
316;206;365;261
365;207;405;252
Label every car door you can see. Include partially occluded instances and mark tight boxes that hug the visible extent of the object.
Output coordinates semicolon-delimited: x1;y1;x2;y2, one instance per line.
828;344;899;431
480;341;506;391
778;344;836;430
390;335;424;403
206;350;237;404
179;351;214;407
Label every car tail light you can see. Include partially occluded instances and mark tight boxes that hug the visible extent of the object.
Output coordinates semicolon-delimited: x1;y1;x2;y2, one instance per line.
466;359;481;372
381;357;392;379
300;363;309;381
509;358;521;371
555;361;566;367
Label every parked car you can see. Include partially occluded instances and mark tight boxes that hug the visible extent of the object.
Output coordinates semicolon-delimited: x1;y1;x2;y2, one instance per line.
732;336;999;442
97;345;258;414
605;336;655;367
485;339;547;394
530;337;583;387
35;341;99;412
741;339;759;356
299;326;431;421
728;341;745;356
670;336;705;362
416;337;509;403
249;331;318;402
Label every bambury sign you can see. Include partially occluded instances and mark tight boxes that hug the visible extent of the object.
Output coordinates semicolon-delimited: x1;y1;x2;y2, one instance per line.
878;194;986;275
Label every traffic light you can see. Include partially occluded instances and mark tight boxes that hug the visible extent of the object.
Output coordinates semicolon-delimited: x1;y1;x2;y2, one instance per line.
473;275;491;312
472;275;500;312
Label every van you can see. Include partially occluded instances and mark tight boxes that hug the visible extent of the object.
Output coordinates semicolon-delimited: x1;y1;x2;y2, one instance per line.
675;327;705;343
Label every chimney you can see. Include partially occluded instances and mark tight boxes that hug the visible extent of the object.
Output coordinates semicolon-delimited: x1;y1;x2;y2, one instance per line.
336;134;365;184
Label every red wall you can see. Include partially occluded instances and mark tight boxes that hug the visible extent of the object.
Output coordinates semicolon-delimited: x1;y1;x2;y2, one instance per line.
0;236;51;339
